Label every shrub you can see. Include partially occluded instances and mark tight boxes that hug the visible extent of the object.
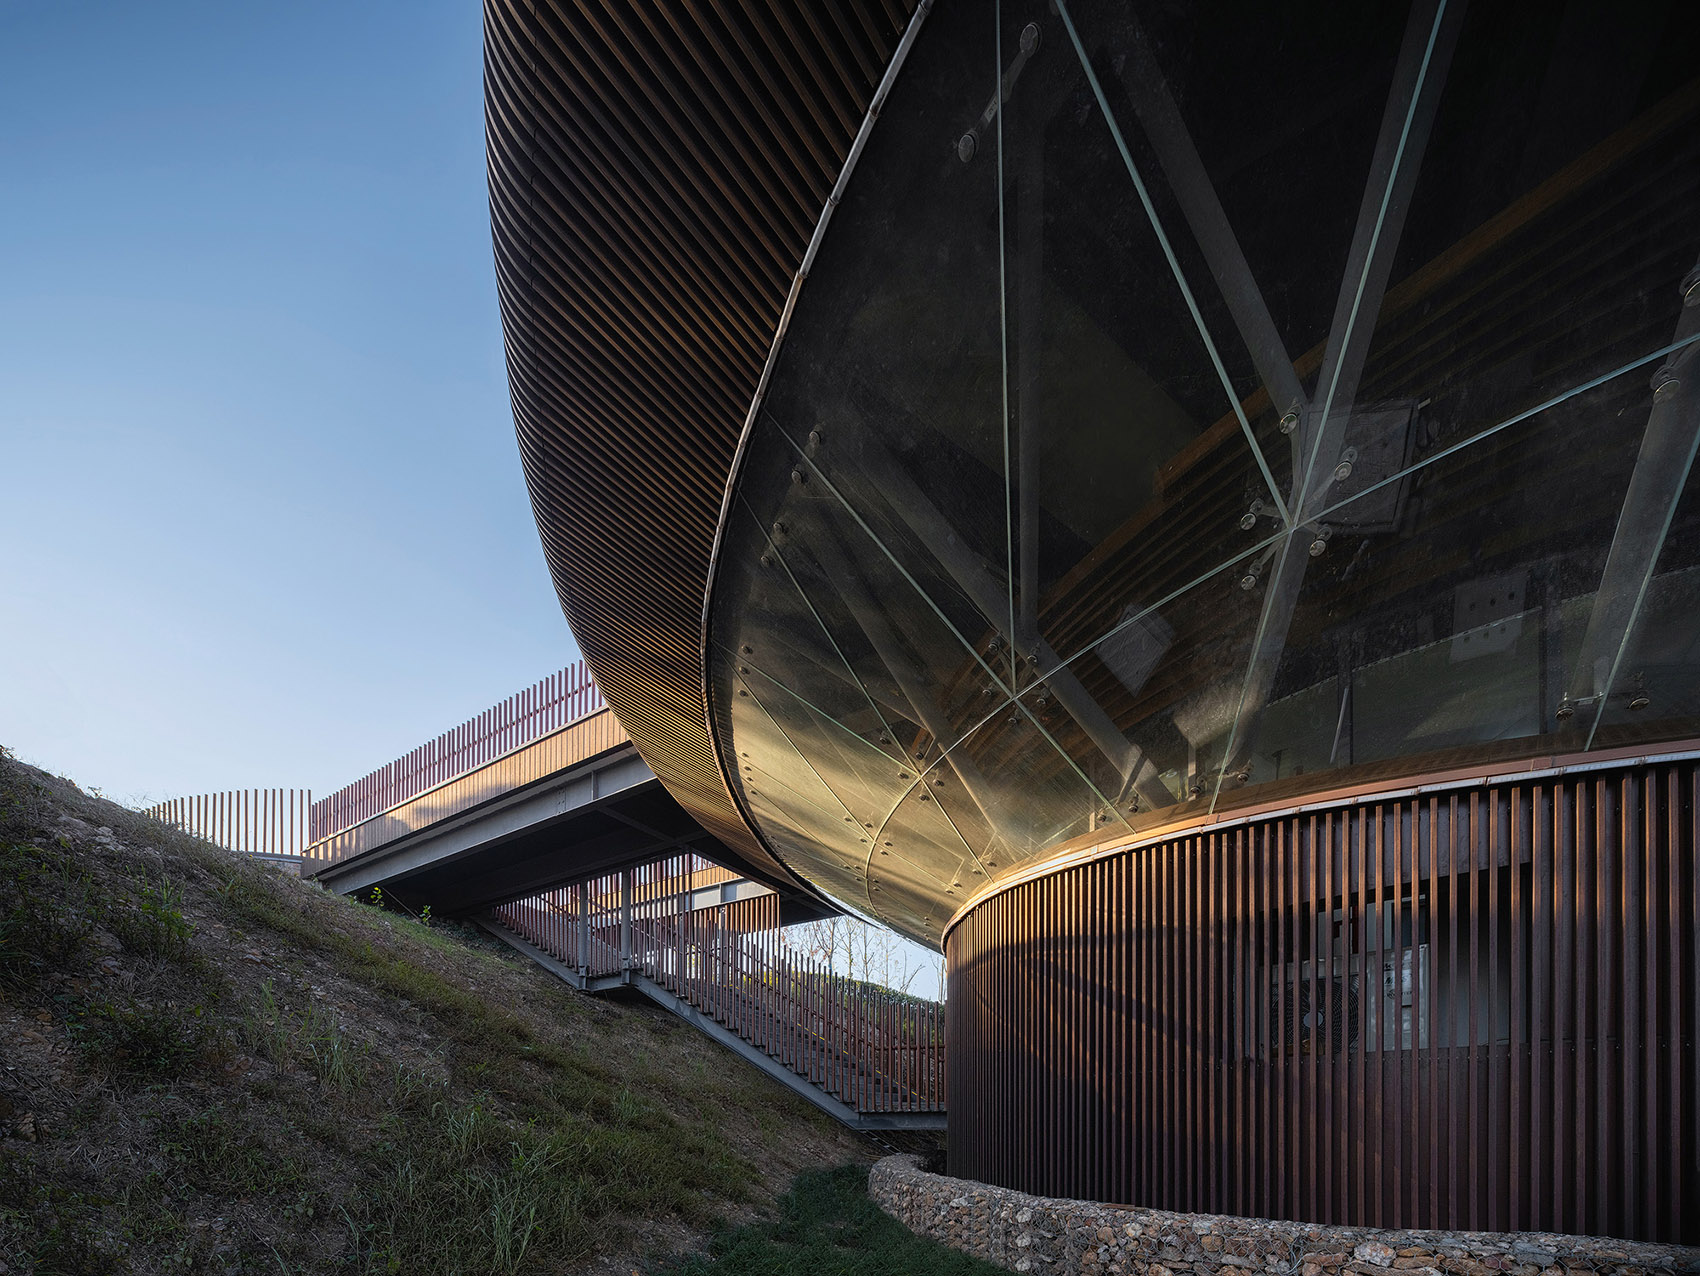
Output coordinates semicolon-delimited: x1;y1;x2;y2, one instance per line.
108;874;192;961
68;997;223;1081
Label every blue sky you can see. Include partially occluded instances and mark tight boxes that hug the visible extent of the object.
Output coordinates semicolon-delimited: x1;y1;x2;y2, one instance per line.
0;2;580;807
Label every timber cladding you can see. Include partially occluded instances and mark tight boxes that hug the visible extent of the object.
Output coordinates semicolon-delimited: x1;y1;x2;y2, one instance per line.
943;757;1700;1243
484;0;921;892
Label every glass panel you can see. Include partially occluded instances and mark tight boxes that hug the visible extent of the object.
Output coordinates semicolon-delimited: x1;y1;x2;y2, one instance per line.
703;0;1700;943
1219;363;1661;799
1588;457;1700;745
997;0;1298;658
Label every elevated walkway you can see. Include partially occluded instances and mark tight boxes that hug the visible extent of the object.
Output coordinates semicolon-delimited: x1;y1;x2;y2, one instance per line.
148;662;945;1130
478;858;945;1131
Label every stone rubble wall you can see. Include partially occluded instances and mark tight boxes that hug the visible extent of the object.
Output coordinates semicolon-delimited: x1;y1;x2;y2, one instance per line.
869;1155;1700;1276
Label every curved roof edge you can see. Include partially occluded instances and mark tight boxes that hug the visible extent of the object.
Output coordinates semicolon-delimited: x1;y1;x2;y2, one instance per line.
486;0;922;890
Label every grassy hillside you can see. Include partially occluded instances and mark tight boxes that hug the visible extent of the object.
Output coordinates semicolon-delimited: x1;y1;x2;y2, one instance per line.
0;747;873;1275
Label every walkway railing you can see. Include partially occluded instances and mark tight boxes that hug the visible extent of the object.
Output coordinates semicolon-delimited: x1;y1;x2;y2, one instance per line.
492;854;945;1117
308;661;604;843
144;789;313;859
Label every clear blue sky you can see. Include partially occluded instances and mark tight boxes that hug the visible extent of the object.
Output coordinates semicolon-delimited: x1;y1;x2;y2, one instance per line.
0;2;581;808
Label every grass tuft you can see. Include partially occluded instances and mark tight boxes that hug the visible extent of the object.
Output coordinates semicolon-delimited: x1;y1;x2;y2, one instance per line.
0;746;871;1273
650;1165;1002;1276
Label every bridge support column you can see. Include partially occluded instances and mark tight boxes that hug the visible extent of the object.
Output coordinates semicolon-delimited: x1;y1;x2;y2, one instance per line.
619;869;633;970
577;883;589;974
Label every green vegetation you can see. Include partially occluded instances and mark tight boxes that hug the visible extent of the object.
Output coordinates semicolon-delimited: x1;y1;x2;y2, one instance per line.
649;1165;1000;1276
0;746;870;1274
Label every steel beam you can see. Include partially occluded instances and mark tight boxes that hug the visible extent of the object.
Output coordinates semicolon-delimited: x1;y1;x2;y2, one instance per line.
1568;261;1700;735
1218;0;1465;789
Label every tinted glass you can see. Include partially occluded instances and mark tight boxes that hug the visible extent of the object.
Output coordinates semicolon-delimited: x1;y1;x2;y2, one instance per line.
709;0;1700;944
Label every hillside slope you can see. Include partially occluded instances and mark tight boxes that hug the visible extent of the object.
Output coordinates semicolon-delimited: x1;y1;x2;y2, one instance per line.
0;747;870;1275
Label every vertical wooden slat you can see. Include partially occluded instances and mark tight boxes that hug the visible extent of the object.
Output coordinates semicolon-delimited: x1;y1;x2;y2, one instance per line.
1624;772;1644;1237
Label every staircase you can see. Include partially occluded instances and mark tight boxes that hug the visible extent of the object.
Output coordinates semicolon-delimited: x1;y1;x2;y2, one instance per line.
479;856;945;1131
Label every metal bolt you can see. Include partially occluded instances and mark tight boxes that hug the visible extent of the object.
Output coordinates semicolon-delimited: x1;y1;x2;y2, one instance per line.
1279;411;1299;435
758;554;771;567
772;521;786;536
1308;538;1328;557
737;689;748;697
741;645;753;655
1240;571;1260;591
1555;700;1575;721
919;793;931;801
1240;511;1258;531
808;428;823;446
1020;22;1040;53
957;132;976;163
1682;266;1700;307
790;466;807;485
1630;694;1650;711
1008;714;1021;727
1332;447;1358;483
1653;370;1680;403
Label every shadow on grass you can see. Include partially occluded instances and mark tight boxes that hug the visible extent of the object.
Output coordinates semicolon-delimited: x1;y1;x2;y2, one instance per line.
651;1165;1000;1276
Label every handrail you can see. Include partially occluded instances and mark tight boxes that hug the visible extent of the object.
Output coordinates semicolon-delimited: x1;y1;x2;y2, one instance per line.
492;854;944;1115
308;661;605;843
144;789;313;859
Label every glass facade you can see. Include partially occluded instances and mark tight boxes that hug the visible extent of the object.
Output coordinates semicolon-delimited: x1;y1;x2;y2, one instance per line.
707;0;1700;944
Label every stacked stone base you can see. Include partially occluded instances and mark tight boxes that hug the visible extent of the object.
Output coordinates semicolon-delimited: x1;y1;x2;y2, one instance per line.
869;1156;1700;1276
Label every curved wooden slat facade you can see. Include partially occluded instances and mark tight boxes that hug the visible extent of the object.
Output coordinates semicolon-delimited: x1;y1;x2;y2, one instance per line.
945;751;1700;1241
484;0;920;892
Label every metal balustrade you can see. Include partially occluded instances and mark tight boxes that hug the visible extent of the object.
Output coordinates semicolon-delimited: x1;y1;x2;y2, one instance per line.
492;854;945;1117
144;789;313;862
308;661;604;844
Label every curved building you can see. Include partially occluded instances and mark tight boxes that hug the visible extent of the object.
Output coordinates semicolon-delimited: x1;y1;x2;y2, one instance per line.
488;0;1700;1242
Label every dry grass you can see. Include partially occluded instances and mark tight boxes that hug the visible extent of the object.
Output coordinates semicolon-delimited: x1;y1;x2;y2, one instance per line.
0;746;872;1275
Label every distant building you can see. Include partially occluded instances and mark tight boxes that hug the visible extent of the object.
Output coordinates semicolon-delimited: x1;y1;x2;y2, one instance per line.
486;0;1700;1242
